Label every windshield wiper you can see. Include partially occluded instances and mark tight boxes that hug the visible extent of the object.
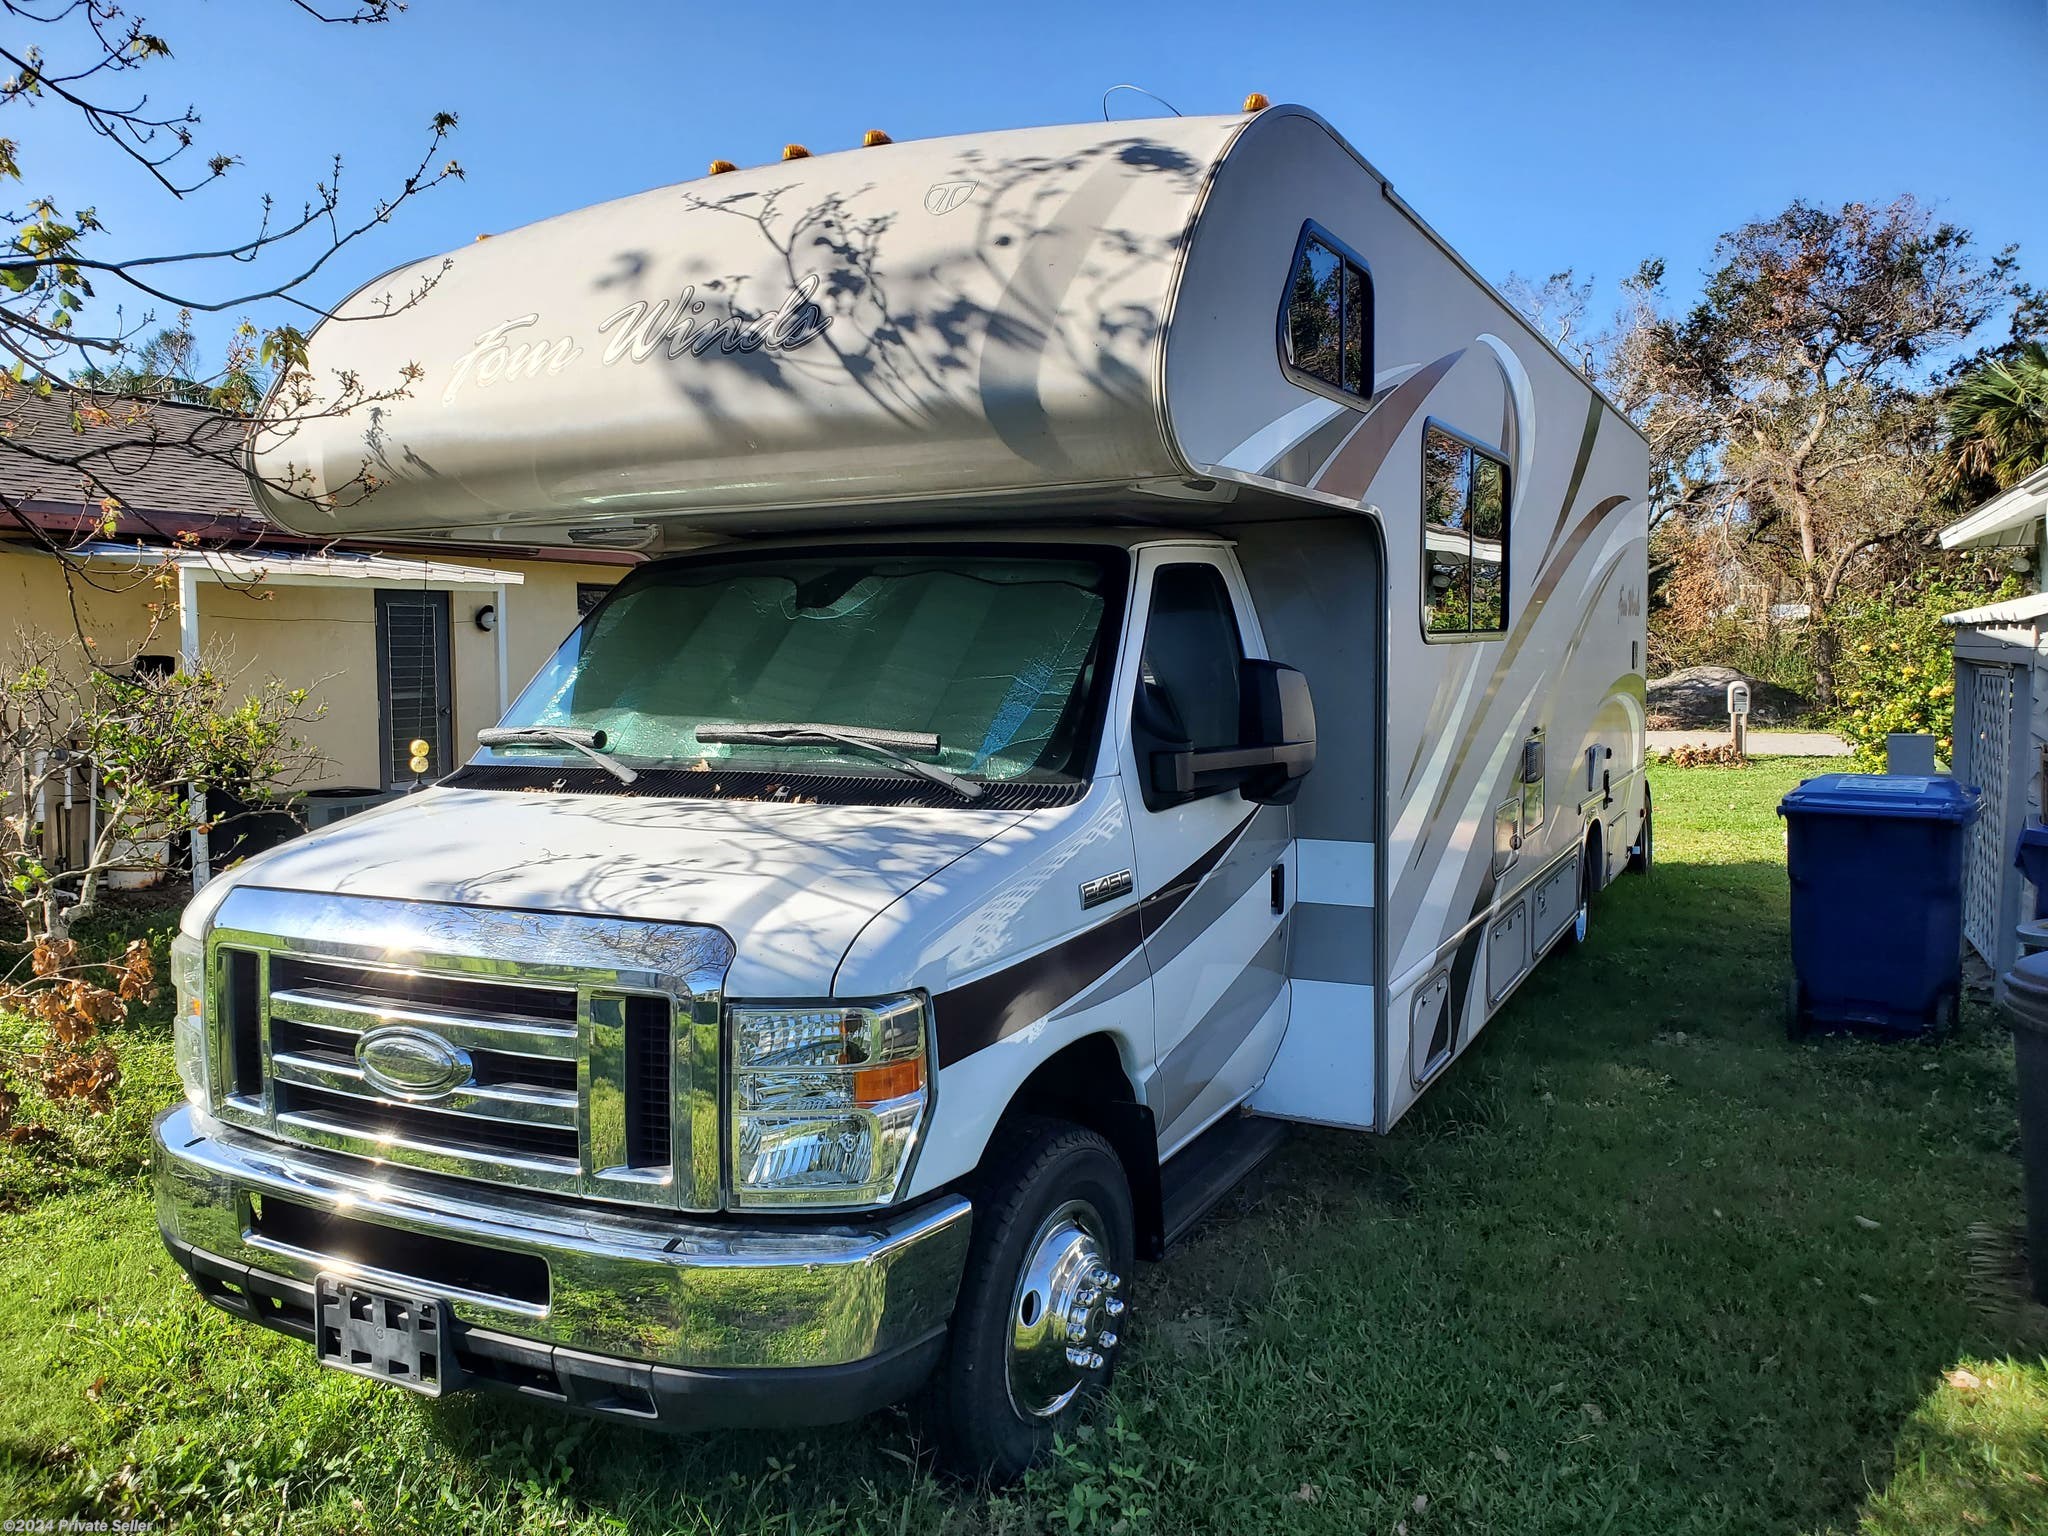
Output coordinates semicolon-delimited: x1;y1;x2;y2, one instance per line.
694;721;983;801
476;726;639;785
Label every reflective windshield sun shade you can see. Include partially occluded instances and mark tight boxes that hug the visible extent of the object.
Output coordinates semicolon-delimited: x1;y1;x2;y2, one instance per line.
488;550;1121;786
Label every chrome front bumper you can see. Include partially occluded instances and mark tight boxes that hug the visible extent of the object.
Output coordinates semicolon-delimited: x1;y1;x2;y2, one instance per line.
152;1105;972;1427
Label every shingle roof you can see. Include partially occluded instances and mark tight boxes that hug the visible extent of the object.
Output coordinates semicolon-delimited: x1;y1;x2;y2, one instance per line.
0;386;258;523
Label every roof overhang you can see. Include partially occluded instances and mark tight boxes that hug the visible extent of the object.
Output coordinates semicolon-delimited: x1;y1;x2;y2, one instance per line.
1942;590;2048;627
1937;466;2048;551
17;540;524;590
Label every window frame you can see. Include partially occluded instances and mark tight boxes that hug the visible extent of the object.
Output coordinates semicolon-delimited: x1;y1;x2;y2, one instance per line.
1275;219;1376;408
1419;417;1513;644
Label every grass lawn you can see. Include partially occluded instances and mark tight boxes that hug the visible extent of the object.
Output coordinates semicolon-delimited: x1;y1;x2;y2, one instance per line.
2;758;2045;1533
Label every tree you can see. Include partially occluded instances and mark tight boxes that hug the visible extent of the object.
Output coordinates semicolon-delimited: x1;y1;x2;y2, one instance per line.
3;629;325;1115
72;321;269;412
0;0;462;663
1609;198;2017;705
1937;340;2048;511
1502;268;1598;376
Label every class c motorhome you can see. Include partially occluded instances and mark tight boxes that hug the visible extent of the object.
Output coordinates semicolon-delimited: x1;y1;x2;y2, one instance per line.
153;99;1650;1479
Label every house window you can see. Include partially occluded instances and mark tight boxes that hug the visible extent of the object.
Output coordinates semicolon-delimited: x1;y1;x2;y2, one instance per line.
1422;422;1510;639
1280;222;1372;402
576;582;611;617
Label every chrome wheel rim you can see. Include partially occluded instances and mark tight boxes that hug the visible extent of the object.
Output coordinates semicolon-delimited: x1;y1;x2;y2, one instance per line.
1005;1199;1124;1419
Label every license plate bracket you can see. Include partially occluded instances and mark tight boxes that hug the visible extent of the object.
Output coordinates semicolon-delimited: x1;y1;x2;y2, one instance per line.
314;1275;457;1396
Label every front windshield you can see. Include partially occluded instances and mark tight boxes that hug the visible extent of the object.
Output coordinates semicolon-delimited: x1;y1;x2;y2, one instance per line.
484;548;1123;784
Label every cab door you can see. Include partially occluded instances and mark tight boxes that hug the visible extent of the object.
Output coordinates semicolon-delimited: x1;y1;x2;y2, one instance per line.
1118;548;1293;1154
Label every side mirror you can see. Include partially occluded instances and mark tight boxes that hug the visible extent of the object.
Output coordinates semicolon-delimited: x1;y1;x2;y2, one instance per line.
1141;659;1318;809
1238;660;1317;804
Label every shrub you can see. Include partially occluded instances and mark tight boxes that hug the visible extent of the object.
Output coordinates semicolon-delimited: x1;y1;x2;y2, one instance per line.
1832;575;2021;770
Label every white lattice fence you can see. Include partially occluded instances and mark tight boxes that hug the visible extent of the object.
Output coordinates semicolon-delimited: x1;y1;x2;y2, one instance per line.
1963;662;2016;962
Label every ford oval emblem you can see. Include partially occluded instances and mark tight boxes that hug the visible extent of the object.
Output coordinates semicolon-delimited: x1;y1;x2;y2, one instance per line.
356;1025;474;1100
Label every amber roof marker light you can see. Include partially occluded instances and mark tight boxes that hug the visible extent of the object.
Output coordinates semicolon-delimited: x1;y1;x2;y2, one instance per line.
782;143;811;161
1243;92;1270;112
707;158;738;175
862;129;893;147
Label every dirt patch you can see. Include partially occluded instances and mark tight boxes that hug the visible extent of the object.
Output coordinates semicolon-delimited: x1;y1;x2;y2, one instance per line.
1647;665;1810;729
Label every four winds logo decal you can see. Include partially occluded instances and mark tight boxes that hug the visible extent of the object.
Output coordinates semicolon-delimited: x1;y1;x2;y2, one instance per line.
924;180;976;216
443;276;835;404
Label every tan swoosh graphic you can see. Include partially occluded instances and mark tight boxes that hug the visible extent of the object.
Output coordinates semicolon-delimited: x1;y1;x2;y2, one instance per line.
1306;350;1465;500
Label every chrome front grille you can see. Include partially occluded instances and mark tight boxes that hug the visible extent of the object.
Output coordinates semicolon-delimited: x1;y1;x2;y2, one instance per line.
204;888;734;1212
267;956;583;1175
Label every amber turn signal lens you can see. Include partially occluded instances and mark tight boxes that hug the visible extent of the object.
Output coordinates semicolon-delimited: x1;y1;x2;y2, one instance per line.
707;158;738;175
862;129;892;147
782;143;810;160
1243;92;1270;112
851;1056;924;1105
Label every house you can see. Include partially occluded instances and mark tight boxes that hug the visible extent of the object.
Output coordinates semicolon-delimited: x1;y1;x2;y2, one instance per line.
0;390;634;873
1935;468;2048;984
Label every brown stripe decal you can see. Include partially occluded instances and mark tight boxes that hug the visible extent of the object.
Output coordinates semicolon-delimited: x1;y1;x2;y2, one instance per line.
934;906;1144;1067
1137;809;1256;939
1310;350;1465;500
1545;393;1604;555
932;810;1257;1067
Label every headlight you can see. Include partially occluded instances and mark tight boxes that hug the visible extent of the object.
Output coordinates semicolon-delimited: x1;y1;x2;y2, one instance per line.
727;994;931;1208
170;931;208;1108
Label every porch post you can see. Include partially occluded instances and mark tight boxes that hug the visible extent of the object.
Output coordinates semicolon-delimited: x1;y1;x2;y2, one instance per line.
178;560;211;888
494;582;511;719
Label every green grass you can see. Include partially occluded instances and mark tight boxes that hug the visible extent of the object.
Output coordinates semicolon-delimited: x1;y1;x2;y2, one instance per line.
2;760;2044;1533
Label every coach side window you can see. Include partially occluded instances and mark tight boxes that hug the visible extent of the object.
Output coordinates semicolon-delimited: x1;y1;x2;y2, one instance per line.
1422;422;1510;639
1281;223;1372;403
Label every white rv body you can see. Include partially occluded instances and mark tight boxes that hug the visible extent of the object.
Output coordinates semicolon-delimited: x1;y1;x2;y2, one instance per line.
159;104;1648;1468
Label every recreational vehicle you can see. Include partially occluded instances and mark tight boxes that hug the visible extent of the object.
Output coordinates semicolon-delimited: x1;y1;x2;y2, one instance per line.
153;99;1650;1478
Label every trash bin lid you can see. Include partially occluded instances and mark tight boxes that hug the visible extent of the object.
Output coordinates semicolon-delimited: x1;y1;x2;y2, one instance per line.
2004;951;2048;1033
1777;773;1983;824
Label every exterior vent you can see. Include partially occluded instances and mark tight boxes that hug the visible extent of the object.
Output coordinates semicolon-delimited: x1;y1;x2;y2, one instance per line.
625;996;673;1169
222;948;263;1098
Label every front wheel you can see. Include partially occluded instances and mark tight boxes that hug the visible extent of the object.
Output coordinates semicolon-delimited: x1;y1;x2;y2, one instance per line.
922;1118;1135;1483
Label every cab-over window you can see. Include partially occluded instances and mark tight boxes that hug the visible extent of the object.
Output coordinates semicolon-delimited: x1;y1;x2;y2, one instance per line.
1280;222;1373;403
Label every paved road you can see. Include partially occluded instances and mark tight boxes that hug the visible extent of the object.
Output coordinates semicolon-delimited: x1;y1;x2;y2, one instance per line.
1647;729;1849;756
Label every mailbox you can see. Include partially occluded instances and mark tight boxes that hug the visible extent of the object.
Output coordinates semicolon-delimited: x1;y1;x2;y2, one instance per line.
1727;680;1752;717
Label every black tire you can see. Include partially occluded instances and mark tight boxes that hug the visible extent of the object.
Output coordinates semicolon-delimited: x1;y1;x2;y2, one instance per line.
1627;789;1653;875
921;1117;1135;1484
1564;829;1601;948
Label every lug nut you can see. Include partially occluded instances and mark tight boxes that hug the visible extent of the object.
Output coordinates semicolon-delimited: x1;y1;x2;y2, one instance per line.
1066;1345;1093;1367
1086;1350;1106;1370
1097;1330;1119;1350
1087;1264;1110;1286
1066;1320;1089;1343
1105;1272;1123;1293
1104;1297;1126;1318
1077;1285;1103;1306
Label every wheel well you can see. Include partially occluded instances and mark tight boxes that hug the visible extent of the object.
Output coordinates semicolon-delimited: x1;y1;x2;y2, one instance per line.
991;1034;1165;1260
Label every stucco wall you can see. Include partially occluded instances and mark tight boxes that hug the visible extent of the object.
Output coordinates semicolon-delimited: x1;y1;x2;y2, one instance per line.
0;546;624;791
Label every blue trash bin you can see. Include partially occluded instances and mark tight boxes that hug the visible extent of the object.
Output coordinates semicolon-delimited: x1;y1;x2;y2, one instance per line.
2016;826;2048;922
1777;774;1982;1036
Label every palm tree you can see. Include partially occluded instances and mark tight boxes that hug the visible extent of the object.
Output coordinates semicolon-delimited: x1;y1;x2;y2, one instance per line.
1939;341;2048;511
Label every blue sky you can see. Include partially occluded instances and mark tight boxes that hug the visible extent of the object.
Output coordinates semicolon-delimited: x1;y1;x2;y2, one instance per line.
31;0;2048;369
